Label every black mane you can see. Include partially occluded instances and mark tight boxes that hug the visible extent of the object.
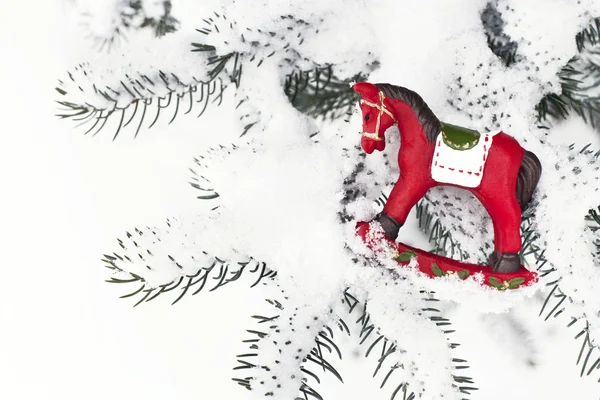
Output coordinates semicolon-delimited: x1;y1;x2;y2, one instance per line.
375;83;441;144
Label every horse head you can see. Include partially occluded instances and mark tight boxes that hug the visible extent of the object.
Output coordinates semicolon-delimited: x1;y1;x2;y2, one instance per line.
353;82;397;154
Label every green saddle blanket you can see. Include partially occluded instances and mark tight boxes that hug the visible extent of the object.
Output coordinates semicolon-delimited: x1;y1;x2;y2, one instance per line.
440;122;480;150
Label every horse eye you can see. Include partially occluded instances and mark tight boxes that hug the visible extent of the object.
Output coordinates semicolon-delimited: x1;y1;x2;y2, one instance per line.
365;113;371;122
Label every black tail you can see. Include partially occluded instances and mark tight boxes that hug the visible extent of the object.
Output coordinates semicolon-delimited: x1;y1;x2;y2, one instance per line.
516;150;542;211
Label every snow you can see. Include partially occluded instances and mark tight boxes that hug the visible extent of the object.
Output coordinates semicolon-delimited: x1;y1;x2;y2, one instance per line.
2;0;600;399
550;115;600;148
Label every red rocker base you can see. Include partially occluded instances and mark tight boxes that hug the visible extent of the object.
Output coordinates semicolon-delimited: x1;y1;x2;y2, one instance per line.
356;222;538;290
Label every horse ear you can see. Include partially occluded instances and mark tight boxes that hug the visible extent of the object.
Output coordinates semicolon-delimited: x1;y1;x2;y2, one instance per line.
353;82;379;99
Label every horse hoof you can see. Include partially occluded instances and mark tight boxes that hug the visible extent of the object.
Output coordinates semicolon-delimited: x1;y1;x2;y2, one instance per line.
487;250;499;267
492;252;521;273
374;212;402;241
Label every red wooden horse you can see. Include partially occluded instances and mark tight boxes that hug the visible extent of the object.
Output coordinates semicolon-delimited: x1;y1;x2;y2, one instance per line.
353;82;542;275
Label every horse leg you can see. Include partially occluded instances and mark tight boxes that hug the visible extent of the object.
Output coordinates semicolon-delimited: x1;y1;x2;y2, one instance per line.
375;175;432;240
479;193;523;273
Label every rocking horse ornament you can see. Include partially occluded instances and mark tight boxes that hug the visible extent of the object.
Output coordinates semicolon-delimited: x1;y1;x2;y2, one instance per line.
353;82;543;290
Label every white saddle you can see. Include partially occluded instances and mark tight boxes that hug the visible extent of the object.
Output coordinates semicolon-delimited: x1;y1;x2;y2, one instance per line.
431;131;499;188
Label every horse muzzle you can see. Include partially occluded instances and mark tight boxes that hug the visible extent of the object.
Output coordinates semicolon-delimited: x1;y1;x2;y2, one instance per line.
361;134;385;154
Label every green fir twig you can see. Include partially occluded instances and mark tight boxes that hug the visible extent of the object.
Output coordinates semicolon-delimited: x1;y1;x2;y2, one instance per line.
105;256;275;307
535;60;600;128
284;67;368;120
586;206;600;258
537;17;600;129
103;218;276;306
338;289;476;399
56;65;226;139
233;294;342;399
576;17;600;52
481;2;518;66
80;0;179;52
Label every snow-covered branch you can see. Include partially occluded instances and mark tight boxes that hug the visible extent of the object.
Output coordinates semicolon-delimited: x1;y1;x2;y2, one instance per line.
56;33;229;138
103;216;275;306
72;0;179;50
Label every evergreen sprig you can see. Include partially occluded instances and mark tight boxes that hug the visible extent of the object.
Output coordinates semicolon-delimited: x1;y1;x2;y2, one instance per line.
233;66;369;138
233;294;343;399
522;215;600;381
536;19;600;129
481;3;518;66
234;287;473;399
284;66;368;120
235;94;262;137
189;142;255;203
576;17;600;52
339;289;476;399
585;205;600;259
515;147;600;378
196;11;318;70
338;290;417;400
59;19;371;139
81;0;179;51
102;218;276;307
102;253;277;307
56;65;225;139
415;199;470;261
194;11;374;124
135;0;179;38
105;256;275;307
535;59;600;128
191;42;243;87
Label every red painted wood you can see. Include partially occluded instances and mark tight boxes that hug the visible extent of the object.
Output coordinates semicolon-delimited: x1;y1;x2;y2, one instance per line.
356;222;538;290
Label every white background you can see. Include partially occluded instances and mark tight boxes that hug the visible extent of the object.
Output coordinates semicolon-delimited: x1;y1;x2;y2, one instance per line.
1;1;599;399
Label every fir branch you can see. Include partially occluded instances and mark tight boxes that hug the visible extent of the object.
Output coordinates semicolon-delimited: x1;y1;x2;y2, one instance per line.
233;294;341;399
339;290;417;400
481;2;518;66
339;289;476;399
230;65;368;138
234;286;475;399
103;217;275;306
284;66;367;120
79;0;179;51
196;12;317;71
191;43;243;87
189;142;255;204
535;59;600;128
586;205;600;258
522;215;600;382
338;290;478;400
56;63;225;139
189;151;223;203
105;257;275;307
236;95;262;137
299;327;344;399
536;20;600;129
576;17;600;52
138;0;179;37
193;16;373;131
